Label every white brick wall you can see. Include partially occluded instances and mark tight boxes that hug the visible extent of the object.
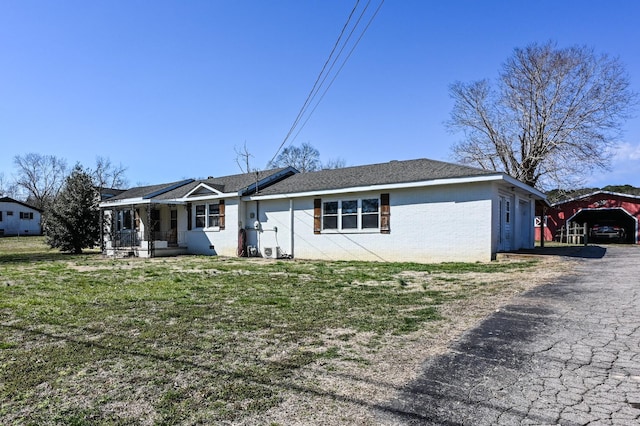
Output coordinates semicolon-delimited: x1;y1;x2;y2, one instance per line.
252;181;496;263
0;201;42;236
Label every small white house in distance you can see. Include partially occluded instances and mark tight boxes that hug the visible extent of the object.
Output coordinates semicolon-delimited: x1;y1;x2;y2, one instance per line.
0;197;43;236
99;158;546;262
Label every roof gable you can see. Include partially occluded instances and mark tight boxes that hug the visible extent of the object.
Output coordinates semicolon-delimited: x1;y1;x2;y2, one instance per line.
184;183;224;198
100;168;298;204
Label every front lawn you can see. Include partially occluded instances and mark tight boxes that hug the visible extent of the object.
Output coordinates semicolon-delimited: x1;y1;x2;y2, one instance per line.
0;236;554;425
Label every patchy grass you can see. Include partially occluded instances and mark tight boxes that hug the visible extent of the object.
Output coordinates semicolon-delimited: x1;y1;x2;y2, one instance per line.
0;236;542;424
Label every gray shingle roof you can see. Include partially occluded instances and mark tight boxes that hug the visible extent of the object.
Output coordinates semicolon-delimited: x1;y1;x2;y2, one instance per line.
255;158;499;195
102;159;500;203
103;168;293;202
104;180;194;202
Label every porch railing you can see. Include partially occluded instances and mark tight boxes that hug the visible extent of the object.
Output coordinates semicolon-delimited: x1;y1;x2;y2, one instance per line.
112;230;185;249
152;230;181;247
114;230;141;247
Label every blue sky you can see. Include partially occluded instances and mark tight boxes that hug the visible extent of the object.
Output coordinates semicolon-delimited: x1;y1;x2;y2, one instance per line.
1;0;639;188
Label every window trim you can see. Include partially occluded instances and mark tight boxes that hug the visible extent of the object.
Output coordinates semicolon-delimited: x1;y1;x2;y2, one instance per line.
194;201;225;230
320;197;381;233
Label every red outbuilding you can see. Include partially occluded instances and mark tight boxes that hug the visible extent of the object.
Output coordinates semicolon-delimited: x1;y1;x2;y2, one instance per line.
536;191;640;245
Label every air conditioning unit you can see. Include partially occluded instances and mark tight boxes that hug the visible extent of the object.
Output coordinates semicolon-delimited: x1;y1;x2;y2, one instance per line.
263;246;281;259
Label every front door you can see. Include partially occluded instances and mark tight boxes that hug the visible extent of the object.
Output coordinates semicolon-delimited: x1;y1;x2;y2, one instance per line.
499;196;512;251
519;199;531;249
169;209;178;246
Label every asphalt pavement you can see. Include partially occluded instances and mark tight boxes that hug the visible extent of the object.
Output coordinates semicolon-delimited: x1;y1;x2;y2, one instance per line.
380;245;640;425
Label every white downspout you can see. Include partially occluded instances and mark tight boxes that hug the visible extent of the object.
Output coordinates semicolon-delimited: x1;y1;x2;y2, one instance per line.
289;199;294;258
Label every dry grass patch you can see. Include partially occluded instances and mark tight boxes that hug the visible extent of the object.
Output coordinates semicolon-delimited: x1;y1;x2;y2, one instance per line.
0;237;573;425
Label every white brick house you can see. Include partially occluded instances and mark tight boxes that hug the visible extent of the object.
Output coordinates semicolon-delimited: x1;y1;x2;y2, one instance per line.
0;197;43;236
99;158;546;262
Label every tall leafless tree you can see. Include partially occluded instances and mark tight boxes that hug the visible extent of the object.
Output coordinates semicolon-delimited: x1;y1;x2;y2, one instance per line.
13;153;68;210
267;142;321;172
234;142;256;174
91;157;128;253
447;41;637;190
0;172;19;198
322;157;347;170
92;156;129;191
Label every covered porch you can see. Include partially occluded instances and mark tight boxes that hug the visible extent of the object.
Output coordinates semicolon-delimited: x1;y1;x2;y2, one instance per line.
102;202;188;258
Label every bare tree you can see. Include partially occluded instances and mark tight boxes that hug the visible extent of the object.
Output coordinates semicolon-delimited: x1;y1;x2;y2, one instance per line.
92;156;128;191
234;142;256;174
322;157;347;170
0;172;19;199
447;41;637;190
13;153;68;210
267;142;321;173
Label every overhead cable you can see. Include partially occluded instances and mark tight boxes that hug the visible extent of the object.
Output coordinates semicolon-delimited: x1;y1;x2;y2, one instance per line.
268;0;384;166
291;0;384;143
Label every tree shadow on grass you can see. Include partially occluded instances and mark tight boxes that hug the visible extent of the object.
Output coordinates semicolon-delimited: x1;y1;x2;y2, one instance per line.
0;250;102;265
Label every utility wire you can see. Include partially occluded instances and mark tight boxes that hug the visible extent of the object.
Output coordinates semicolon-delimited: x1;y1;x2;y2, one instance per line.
268;1;360;167
292;0;384;143
269;0;384;166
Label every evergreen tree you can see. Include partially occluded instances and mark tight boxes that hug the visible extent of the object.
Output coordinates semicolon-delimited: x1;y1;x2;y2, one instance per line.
46;164;100;254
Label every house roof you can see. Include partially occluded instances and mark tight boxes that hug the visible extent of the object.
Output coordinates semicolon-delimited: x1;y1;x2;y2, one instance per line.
0;196;42;212
100;168;296;205
551;190;640;207
154;167;295;200
100;158;544;207
254;158;500;196
104;179;195;202
99;187;128;201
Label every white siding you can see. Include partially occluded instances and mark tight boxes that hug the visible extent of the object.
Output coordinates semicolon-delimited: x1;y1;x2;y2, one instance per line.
0;201;42;236
186;199;239;256
253;182;495;263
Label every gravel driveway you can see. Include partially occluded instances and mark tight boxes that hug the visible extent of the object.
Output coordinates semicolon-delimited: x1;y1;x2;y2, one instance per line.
381;245;640;425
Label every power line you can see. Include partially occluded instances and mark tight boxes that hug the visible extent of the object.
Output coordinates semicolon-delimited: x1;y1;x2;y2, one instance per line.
291;0;385;144
268;1;360;167
268;0;384;166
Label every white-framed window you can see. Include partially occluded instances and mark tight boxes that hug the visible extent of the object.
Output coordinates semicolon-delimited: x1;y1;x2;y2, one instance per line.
195;203;221;228
7;211;13;216
195;205;206;228
20;212;34;220
322;198;380;231
208;203;220;227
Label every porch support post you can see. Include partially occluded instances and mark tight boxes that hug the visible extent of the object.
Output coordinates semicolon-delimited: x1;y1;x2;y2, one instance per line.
147;204;154;258
110;208;116;258
99;207;105;253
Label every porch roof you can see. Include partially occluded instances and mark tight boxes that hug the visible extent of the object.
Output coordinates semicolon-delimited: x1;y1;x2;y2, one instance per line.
99;167;296;207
